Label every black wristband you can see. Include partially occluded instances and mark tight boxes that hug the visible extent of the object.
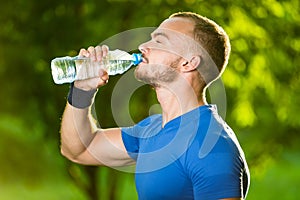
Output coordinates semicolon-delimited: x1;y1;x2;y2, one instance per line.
67;82;97;109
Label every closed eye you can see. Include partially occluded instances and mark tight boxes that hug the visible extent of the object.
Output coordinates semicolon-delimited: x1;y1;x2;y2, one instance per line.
151;32;169;44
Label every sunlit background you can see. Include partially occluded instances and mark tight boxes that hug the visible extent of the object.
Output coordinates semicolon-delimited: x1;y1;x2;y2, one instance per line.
0;0;299;199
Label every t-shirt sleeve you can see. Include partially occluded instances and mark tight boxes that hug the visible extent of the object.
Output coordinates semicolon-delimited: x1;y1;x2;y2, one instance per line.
190;152;246;200
121;115;162;161
121;126;140;161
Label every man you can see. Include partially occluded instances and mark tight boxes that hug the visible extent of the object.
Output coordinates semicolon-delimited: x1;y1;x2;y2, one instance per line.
60;12;250;200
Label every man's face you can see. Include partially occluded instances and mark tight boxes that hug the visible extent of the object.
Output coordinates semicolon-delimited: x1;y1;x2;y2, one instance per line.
134;17;198;86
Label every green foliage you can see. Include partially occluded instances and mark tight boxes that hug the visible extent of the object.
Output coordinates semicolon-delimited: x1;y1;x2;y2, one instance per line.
0;0;299;199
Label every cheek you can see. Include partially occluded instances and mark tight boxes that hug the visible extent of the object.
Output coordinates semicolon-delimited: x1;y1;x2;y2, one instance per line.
148;51;178;66
144;41;179;57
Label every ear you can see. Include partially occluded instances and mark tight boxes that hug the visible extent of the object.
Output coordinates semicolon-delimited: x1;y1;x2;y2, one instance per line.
180;55;201;72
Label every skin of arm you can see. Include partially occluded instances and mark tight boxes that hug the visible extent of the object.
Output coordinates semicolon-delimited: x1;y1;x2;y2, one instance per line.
60;101;136;167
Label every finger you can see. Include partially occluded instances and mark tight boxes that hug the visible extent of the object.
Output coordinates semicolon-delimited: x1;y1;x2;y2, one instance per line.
87;46;96;61
101;45;109;58
99;69;109;82
95;45;103;61
79;48;89;57
97;76;109;87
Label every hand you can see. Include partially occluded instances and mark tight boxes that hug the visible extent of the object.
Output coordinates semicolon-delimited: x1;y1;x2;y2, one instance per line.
74;45;110;91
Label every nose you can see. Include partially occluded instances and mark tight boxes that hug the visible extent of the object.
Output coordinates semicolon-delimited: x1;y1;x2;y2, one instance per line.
138;41;151;55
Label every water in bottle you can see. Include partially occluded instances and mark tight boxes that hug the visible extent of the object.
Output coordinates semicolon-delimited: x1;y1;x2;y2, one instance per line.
51;49;142;84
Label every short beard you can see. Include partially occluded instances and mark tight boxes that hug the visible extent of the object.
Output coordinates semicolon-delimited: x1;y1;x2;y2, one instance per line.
134;58;181;87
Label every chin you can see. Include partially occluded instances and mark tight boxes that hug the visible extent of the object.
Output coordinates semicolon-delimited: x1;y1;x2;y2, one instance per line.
134;68;155;86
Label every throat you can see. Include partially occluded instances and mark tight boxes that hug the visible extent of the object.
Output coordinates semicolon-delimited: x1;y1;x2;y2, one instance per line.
155;86;204;127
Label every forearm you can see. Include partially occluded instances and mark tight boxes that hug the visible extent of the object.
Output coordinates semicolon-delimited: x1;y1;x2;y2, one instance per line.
60;82;99;159
60;102;98;159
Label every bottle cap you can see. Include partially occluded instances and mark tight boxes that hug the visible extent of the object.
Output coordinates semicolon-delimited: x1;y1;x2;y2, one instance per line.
132;53;142;65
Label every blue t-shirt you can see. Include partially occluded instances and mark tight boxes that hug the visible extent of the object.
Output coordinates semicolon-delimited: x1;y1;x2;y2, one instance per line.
122;105;249;200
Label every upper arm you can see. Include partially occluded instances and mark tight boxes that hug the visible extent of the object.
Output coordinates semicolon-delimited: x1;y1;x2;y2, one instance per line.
71;128;136;167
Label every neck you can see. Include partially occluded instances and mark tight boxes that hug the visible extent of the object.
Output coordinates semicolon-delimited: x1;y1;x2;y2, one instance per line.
155;86;205;127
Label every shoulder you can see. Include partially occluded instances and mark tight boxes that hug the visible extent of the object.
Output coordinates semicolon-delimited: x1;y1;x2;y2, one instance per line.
183;105;246;175
137;114;162;127
121;114;162;138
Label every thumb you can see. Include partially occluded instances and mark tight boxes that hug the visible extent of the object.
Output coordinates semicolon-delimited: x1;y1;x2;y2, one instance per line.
97;69;109;86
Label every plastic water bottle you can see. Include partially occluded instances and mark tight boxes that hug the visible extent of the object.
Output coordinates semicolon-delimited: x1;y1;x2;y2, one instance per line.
51;49;142;84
